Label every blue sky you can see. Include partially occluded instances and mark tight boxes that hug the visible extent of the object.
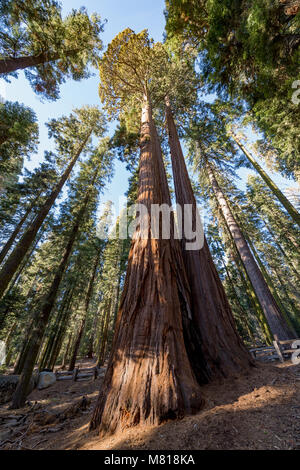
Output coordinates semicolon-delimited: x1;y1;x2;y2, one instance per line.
0;0;297;219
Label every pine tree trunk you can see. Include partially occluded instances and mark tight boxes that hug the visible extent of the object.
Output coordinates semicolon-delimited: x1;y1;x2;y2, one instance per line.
222;219;273;344
68;318;86;372
0;194;40;265
11;197;90;408
90;94;205;436
0;49;79;75
96;298;112;368
233;251;272;344
0;131;92;300
245;234;297;337
0;229;44;331
39;285;73;370
165;100;253;378
206;162;295;340
230;132;300;226
272;267;300;336
48;288;75;370
263;222;300;280
87;307;100;359
68;251;100;370
62;333;73;370
218;247;255;342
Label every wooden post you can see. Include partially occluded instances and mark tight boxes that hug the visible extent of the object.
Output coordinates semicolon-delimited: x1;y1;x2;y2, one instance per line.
72;367;79;381
273;338;284;363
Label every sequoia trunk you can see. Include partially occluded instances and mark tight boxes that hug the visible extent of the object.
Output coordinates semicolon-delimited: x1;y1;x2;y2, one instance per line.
165;100;253;378
90;94;205;436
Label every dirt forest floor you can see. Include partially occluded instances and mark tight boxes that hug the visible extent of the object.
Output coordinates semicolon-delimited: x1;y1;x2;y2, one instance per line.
0;359;299;450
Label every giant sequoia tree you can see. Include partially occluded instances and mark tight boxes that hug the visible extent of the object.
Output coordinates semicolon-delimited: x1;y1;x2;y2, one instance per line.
90;29;206;436
165;98;252;378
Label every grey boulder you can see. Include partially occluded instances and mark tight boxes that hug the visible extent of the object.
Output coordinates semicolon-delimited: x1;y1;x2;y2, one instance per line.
37;371;56;390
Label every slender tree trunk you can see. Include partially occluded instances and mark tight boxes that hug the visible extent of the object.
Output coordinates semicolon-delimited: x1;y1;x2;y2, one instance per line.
3;321;17;366
48;284;77;370
0;230;44;332
218;247;254;341
87;306;100;359
165;100;253;378
96;298;112;368
11;196;90;408
272;266;300;335
232;249;272;344
62;333;73;370
68;251;100;370
245;235;297;336
230;132;300;226
0;193;41;265
94;309;106;362
90;94;205;436
206;161;295;340
39;285;73;371
263;222;300;280
68;317;86;372
0;131;92;300
0;49;79;75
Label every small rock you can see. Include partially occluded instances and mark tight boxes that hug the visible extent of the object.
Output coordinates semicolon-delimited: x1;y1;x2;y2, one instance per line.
37;372;56;390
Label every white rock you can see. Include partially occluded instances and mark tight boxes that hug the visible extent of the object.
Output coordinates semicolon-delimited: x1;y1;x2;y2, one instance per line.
37;371;56;390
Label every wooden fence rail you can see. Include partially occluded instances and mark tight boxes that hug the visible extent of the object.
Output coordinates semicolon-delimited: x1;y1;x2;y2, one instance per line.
249;338;299;363
55;366;106;382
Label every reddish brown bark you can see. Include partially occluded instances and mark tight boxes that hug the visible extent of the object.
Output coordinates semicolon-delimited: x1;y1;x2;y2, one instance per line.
165;100;253;378
90;95;205;436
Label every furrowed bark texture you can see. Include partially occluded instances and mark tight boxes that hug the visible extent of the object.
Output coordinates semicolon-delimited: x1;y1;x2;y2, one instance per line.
90;95;205;436
206;162;295;341
165;101;253;378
